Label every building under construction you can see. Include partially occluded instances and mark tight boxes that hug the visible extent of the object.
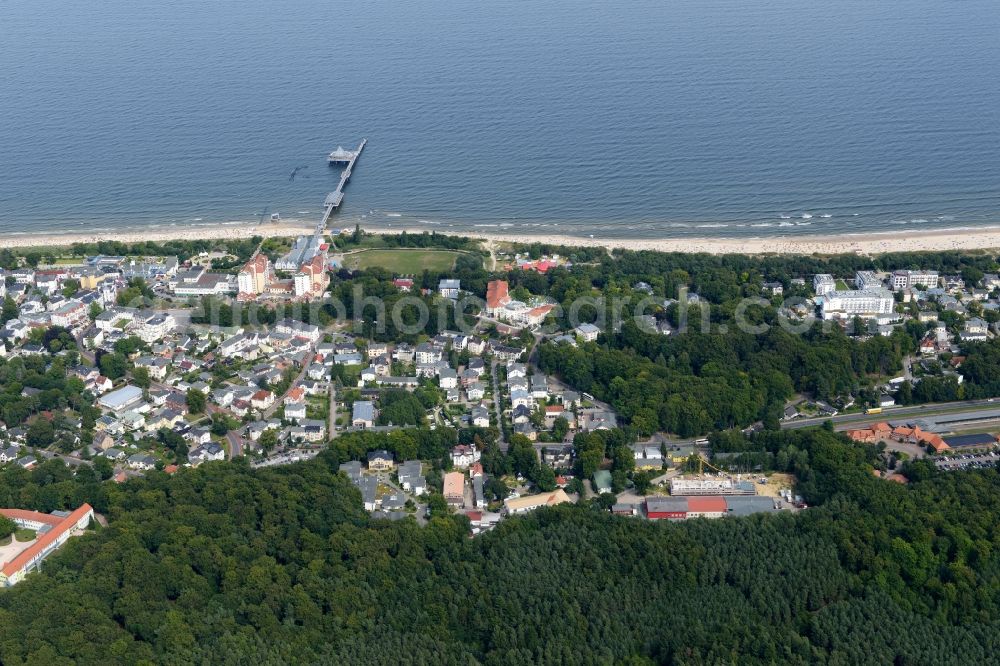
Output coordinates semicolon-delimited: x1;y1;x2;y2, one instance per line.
670;478;756;496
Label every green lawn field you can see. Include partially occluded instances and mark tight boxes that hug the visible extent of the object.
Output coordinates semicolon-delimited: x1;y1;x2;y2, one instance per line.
342;248;465;273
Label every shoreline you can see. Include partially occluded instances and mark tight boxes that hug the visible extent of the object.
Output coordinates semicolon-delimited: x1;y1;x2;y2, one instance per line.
1;220;1000;256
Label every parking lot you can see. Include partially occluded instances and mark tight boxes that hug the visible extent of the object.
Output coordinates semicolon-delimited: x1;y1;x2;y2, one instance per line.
935;451;1000;471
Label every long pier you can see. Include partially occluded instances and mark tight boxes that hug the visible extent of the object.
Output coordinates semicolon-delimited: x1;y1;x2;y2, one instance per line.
321;138;366;226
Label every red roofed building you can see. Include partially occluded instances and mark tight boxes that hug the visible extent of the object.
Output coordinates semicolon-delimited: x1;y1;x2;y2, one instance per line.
921;433;949;453
393;278;414;292
534;260;556;273
686;496;727;518
520;260;557;273
522;304;554;327
0;504;94;587
294;254;329;299
443;471;465;507
871;422;892;436
891;425;915;440
485;280;511;315
237;253;274;299
251;390;275;410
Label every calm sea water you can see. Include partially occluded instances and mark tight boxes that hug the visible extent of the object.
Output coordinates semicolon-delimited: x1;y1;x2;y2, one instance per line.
1;0;999;240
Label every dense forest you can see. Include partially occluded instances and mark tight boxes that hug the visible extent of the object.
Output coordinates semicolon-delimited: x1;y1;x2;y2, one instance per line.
0;428;998;664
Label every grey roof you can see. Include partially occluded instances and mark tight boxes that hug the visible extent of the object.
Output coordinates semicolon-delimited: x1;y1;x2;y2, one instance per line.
353;400;376;423
723;496;780;517
382;493;406;510
472;475;485;505
367;449;393;463
645;497;688;513
97;385;144;409
943;433;998;448
359;476;378;505
397;460;424;485
339;460;363;481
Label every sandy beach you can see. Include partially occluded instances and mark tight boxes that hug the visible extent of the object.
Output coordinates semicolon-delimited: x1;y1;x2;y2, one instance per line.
0;220;318;250
362;225;1000;256
2;220;1000;256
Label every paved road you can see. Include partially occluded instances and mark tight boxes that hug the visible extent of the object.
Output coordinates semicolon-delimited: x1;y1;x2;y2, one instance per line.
147;379;245;458
784;398;1000;431
227;431;245;458
328;382;338;439
489;359;507;450
261;353;315;419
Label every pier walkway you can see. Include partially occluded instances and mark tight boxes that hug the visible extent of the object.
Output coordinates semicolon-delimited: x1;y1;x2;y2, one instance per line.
321;138;366;226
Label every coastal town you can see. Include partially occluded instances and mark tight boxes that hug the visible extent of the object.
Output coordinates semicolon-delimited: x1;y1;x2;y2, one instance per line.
2;232;1000;581
4;2;997;660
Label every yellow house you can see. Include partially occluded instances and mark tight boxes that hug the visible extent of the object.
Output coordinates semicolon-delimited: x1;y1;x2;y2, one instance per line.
78;269;112;290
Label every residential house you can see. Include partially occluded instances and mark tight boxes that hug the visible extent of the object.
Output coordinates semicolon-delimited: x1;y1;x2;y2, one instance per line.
367;449;394;471
762;281;784;295
415;343;441;365
289;420;326;443
512;404;532;425
574;323;600;342
250;390;275;411
471;405;491;428
392;343;415;363
439;279;461;299
284;401;307;422
127;454;156;471
450;444;481;469
438;368;458;389
397;460;427;496
189;443;225;464
352;400;376;429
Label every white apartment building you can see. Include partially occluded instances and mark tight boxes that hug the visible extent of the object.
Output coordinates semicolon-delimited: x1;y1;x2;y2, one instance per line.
50;301;88;328
134;312;176;343
293;272;312;297
813;274;836;296
854;271;884;291
890;270;938;291
819;288;895;320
